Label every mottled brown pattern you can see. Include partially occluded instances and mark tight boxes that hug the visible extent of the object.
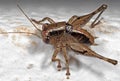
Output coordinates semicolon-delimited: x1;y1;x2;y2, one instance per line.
0;4;117;79
30;4;117;79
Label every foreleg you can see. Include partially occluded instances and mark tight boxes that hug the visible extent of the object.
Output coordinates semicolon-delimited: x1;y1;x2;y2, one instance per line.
62;47;70;79
31;17;55;25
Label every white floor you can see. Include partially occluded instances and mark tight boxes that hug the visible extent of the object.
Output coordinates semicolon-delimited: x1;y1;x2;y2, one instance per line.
0;7;120;81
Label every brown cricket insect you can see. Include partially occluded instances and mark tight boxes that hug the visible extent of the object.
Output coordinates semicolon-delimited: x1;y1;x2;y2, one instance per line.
0;4;118;79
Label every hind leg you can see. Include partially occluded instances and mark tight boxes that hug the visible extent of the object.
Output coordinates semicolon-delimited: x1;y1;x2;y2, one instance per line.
67;15;78;24
70;43;118;65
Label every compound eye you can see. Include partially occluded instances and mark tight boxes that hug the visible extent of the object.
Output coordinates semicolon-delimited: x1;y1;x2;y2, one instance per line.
42;23;49;31
65;25;73;33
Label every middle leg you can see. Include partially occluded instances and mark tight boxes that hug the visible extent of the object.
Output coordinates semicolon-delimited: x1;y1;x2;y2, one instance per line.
52;47;62;71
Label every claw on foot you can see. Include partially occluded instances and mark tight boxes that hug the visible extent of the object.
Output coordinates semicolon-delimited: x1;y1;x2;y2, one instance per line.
66;72;70;79
57;68;61;71
57;65;61;71
107;59;118;65
66;76;70;79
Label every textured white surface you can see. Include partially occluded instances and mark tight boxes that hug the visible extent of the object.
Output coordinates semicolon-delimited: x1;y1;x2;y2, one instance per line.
0;7;120;81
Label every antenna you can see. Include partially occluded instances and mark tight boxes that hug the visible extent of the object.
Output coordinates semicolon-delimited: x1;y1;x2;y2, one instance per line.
17;3;42;32
0;31;41;38
0;3;41;38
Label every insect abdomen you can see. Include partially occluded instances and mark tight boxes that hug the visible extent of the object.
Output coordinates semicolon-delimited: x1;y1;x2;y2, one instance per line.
70;31;91;44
